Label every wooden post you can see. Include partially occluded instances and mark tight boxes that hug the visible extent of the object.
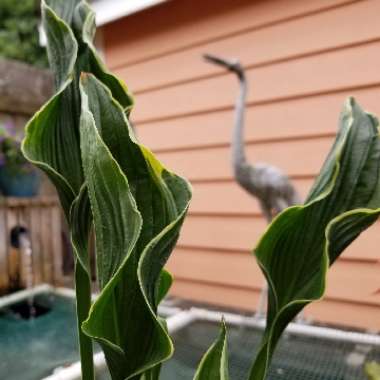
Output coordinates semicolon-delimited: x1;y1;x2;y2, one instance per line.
51;205;63;286
0;196;63;294
0;205;8;294
30;205;42;285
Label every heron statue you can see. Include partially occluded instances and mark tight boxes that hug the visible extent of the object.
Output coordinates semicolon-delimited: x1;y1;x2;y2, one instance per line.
204;54;301;318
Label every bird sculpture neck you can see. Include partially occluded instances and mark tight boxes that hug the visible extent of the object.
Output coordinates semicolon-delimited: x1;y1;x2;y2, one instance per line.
232;68;248;172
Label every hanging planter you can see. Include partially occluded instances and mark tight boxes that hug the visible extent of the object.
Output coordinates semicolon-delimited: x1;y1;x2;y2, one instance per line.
0;165;40;197
0;119;40;197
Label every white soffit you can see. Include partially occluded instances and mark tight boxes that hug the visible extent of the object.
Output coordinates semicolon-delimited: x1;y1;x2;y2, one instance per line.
39;0;168;46
91;0;168;26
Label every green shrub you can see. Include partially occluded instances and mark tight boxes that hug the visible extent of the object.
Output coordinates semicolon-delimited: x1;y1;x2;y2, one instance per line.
0;0;47;67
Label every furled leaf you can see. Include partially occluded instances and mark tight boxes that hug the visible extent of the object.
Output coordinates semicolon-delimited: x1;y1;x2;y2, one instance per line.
23;0;192;378
23;1;193;380
141;317;170;380
79;74;191;379
23;0;133;220
155;270;174;306
365;362;380;380
70;185;92;273
249;98;380;380
70;184;94;379
22;2;135;380
193;320;229;380
74;259;94;379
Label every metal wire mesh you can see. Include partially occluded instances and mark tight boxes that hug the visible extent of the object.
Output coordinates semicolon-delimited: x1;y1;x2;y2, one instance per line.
2;292;377;380
160;320;380;380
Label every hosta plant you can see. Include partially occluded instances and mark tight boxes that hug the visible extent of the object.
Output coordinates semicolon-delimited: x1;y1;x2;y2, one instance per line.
366;362;380;380
249;97;380;379
22;1;214;379
22;1;380;379
0;118;34;174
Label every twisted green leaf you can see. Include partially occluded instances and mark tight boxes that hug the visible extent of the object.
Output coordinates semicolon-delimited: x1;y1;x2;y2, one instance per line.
22;2;113;378
249;98;380;380
21;1;192;379
21;1;223;379
193;320;229;380
79;74;191;379
23;0;133;219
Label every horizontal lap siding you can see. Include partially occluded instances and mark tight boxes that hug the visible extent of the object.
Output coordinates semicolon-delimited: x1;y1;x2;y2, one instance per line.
136;88;380;150
114;0;380;94
132;42;380;122
166;248;380;304
171;279;380;330
105;0;360;68
179;215;380;261
103;0;380;329
155;137;333;180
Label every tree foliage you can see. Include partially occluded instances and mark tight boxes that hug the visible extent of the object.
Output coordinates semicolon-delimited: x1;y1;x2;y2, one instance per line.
0;0;47;67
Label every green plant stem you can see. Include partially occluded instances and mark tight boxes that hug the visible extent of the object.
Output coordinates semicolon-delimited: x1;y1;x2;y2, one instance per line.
75;260;94;380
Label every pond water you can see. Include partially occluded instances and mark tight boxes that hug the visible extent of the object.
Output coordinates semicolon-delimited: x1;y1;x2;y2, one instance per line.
0;293;80;380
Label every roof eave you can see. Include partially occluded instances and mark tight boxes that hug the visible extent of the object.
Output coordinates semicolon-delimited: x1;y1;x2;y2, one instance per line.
92;0;168;26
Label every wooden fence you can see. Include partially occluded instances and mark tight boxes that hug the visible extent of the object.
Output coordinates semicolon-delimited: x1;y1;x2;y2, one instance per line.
0;59;62;295
0;196;63;295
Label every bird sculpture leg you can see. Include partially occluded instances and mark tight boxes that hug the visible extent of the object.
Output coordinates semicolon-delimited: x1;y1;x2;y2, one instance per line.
273;197;288;215
259;200;273;224
254;283;269;320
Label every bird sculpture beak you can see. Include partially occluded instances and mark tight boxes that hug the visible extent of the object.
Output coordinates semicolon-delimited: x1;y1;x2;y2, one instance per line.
203;54;239;71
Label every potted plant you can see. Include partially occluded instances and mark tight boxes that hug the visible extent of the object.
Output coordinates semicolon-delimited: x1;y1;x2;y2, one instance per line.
0;119;40;197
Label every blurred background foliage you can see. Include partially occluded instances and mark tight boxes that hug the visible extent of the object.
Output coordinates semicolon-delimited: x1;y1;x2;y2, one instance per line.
0;0;47;67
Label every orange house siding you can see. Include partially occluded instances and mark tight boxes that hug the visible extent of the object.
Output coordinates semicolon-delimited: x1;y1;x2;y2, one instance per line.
102;0;380;330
